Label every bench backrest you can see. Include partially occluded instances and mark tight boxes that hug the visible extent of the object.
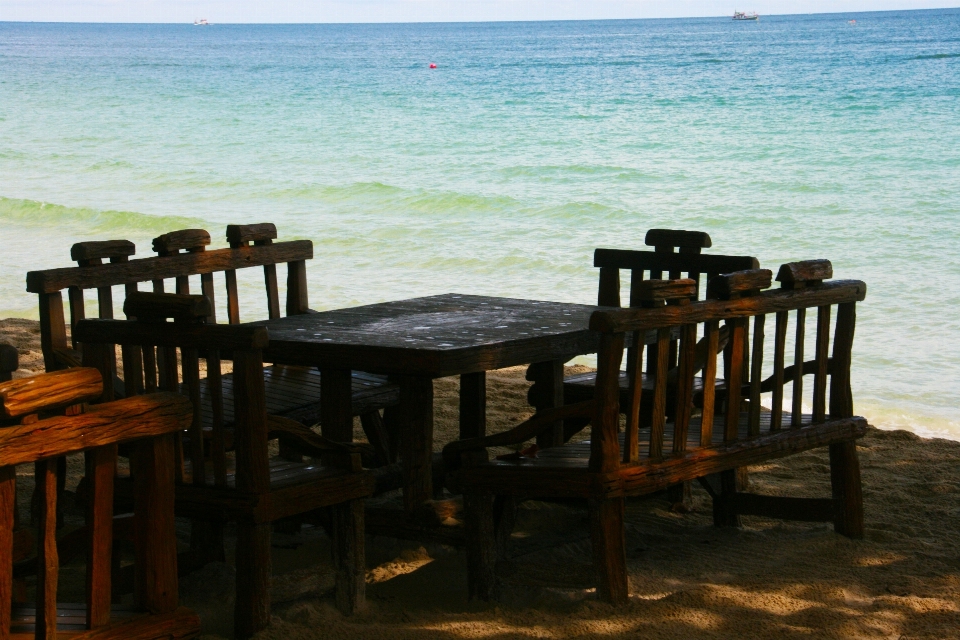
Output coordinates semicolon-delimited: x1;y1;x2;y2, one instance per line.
585;260;867;475
25;224;312;382
0;368;191;637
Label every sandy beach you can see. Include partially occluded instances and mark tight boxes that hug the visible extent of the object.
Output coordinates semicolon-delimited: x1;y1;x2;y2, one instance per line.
2;317;959;639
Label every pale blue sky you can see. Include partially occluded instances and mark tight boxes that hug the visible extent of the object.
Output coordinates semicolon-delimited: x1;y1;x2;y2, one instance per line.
0;0;955;23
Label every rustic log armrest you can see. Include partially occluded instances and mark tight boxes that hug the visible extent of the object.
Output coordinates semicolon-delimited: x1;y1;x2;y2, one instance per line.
443;400;595;470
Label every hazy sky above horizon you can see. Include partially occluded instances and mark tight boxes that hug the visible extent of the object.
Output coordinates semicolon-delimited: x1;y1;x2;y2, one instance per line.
0;0;957;23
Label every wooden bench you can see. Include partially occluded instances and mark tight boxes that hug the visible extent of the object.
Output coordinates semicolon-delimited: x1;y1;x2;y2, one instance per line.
0;367;201;639
560;229;759;438
76;294;374;638
24;225;399;460
445;260;868;603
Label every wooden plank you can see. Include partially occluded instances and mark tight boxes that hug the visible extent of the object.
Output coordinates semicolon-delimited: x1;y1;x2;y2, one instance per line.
227;223;277;245
830;440;864;538
207;353;227;487
673;323;697;453
38;292;68;372
724;318;746;442
0;368;103;419
776;259;833;285
649;328;669;459
459;372;486;440
591;333;625;474
331;500;365;615
623;335;643;463
791;308;806;428
707;269;772;300
771;311;788;430
727;493;835;522
597;267;620;307
123;292;210;322
285;260;309;316
234;523;271;638
70;240;135;263
748;314;766;436
132;434;179;614
644;228;712;249
594;248;757;275
699;320;719;447
829;302;857;418
398;376;434;511
589;497;628;605
634;279;697;302
462;490;497;601
68;287;86;350
0;395;191;467
527;361;564;449
181;349;205;486
85;445;117;628
35;459;58;640
232;351;270;495
200;273;217;323
0;466;14;640
225;269;240;324
27;241;314;294
263;264;281;320
590;280;866;333
813;305;831;423
75;319;268;352
152;229;210;254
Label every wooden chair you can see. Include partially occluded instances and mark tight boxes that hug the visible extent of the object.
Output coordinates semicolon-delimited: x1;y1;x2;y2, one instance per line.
0;367;200;639
75;293;374;638
25;225;399;463
445;261;868;603
559;229;759;437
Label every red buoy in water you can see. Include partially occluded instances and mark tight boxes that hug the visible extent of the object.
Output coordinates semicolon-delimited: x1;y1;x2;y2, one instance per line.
429;63;437;69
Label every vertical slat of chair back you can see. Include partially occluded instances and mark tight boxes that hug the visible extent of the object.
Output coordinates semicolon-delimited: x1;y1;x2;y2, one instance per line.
707;270;773;444
226;223;281;321
622;279;697;463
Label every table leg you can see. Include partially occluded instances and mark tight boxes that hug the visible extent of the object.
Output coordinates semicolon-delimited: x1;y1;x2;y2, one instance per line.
526;360;564;449
398;375;434;512
320;368;353;443
459;371;486;440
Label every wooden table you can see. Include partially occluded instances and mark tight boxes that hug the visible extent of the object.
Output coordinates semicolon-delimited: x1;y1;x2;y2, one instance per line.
257;293;607;510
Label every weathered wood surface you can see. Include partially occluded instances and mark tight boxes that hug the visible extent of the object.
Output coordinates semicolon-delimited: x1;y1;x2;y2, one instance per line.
591;280;866;333
0;394;192;466
594;248;758;275
0;367;102;419
634;278;697;301
776;259;833;285
27;241;313;294
256;294;605;377
644;228;712;249
706;269;773;299
70;240;136;263
123;292;211;321
8;605;200;638
227;223;277;245
152;229;210;254
76;319;268;351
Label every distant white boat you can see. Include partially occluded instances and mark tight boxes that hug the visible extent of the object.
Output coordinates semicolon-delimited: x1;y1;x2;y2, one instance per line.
733;11;759;20
193;18;209;26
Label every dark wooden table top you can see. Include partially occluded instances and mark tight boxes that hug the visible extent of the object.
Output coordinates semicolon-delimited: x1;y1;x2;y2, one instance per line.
257;293;608;377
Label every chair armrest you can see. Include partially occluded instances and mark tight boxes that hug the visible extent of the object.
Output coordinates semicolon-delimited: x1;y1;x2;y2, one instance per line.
266;415;364;458
442;400;595;471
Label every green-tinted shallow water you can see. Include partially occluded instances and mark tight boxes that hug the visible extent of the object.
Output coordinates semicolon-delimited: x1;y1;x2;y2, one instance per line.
1;11;959;438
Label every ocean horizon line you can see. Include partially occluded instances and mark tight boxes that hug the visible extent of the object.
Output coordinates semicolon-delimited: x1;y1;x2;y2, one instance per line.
2;7;958;26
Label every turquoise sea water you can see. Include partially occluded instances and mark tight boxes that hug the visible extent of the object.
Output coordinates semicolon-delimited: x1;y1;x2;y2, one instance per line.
1;11;959;438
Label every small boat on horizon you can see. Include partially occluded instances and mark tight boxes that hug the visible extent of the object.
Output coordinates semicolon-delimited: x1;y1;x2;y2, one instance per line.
733;11;759;20
193;18;209;26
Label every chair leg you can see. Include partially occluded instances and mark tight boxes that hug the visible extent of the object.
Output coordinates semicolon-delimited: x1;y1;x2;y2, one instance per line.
830;441;864;539
332;499;366;615
360;411;392;467
712;469;742;527
235;522;271;639
589;497;628;605
463;489;498;601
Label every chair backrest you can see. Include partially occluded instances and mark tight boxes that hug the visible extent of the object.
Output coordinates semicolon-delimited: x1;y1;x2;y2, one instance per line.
75;294;271;494
585;260;867;475
25;224;311;381
0;368;192;637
